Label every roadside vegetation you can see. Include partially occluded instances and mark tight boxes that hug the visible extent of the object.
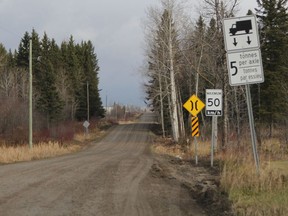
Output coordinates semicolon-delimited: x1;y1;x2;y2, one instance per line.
153;124;288;216
0;119;109;164
0;29;107;163
221;157;288;216
0;108;141;164
144;0;288;215
0;142;81;164
219;128;288;216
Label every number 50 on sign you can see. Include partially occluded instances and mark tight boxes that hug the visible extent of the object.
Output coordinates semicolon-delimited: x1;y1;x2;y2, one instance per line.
205;89;222;116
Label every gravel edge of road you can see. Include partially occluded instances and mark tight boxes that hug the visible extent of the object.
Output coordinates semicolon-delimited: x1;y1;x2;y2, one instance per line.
149;152;235;216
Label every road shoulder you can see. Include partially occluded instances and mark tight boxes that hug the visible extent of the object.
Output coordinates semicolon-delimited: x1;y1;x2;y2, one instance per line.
146;152;234;216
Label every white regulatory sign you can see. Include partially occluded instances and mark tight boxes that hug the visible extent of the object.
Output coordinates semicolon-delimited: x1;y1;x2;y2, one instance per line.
83;121;90;128
223;15;260;52
227;49;264;86
205;89;222;116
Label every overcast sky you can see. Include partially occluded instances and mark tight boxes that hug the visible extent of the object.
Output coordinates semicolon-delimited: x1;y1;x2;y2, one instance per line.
0;0;257;107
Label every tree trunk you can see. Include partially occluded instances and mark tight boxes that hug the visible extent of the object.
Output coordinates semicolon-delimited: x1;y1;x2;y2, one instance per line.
158;70;165;137
168;14;179;142
177;89;185;139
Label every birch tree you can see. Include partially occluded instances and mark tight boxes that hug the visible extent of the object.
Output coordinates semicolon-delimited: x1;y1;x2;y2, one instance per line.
201;0;240;149
144;0;185;141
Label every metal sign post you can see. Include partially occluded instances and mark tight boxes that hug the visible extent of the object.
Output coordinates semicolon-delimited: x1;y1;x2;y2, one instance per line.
205;89;222;167
183;94;205;165
210;116;216;167
192;116;200;165
194;137;198;165
223;15;263;173
83;120;90;136
245;84;260;173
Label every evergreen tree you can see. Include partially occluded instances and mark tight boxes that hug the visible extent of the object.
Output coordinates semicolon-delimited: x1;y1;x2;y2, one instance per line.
61;36;85;120
0;43;7;67
35;32;64;127
6;49;17;68
49;38;61;69
256;0;288;134
16;31;30;68
82;41;104;118
75;41;104;120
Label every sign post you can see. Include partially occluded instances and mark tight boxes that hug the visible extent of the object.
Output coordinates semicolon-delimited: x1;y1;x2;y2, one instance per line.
83;120;90;136
205;89;222;167
223;15;262;173
183;94;205;165
245;84;260;171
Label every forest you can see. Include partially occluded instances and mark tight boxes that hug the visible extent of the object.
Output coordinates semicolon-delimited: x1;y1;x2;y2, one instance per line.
0;29;104;145
143;0;288;150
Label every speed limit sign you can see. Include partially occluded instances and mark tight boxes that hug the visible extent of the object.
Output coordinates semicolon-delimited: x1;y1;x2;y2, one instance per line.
205;89;222;116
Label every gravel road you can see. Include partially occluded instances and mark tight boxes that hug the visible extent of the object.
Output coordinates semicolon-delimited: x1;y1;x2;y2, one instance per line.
0;113;205;216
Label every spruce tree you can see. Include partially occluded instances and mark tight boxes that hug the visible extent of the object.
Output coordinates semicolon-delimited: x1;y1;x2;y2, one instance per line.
35;32;64;127
75;41;104;120
83;41;104;118
256;0;288;134
61;36;85;120
16;31;30;68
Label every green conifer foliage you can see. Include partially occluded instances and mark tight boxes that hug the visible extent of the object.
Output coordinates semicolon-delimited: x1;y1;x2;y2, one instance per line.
14;30;104;125
35;32;64;127
256;0;288;131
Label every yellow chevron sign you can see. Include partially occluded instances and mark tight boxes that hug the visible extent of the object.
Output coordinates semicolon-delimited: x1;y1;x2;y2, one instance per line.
191;117;199;137
183;94;205;117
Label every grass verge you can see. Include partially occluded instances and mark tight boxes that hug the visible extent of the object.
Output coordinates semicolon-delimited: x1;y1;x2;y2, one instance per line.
0;119;118;164
0;142;81;164
221;158;288;216
152;136;288;216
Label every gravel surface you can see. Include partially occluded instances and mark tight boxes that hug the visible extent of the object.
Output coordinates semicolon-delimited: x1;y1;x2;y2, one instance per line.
0;113;214;216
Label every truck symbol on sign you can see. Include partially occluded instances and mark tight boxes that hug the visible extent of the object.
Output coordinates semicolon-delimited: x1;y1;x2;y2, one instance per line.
229;20;252;35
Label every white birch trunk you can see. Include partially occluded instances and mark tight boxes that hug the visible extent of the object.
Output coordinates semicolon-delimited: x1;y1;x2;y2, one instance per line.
168;10;179;142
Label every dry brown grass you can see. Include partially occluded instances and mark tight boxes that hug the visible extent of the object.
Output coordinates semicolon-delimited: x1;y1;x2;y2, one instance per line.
73;128;105;143
152;137;211;159
152;135;288;216
220;155;288;216
0;122;111;164
0;120;113;164
0;142;81;164
218;135;288;216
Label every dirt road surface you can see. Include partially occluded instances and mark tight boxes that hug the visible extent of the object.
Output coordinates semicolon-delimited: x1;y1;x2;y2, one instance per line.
0;113;207;216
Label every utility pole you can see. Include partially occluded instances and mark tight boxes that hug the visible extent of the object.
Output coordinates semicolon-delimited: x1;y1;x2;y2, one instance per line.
29;39;33;149
87;81;90;122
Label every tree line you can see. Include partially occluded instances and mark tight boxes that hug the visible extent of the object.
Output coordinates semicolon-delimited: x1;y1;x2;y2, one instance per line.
0;29;104;143
144;0;288;148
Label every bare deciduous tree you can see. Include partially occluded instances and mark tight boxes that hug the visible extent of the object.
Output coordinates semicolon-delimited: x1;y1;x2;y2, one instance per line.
144;0;186;141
